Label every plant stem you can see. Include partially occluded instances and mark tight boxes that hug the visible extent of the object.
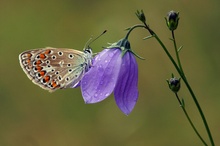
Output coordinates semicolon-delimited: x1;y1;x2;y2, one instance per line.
125;24;146;39
143;24;214;146
180;74;215;146
171;30;215;146
171;31;183;73
157;33;215;146
175;93;208;146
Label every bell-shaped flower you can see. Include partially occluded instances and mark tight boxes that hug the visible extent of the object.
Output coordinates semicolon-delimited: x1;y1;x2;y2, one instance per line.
81;38;140;115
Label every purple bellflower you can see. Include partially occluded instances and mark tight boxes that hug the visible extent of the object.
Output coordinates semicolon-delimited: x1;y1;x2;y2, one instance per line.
81;37;141;115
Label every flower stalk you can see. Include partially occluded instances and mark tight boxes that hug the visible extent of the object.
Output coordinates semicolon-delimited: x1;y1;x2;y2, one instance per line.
136;10;215;146
174;93;208;146
167;75;208;146
125;24;146;40
171;30;184;74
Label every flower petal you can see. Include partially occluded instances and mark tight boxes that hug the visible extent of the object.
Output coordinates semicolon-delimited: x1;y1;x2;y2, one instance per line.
81;48;122;103
114;52;138;115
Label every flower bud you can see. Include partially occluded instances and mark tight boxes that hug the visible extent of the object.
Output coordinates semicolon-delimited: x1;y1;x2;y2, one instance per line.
165;10;179;31
136;10;146;23
167;77;181;93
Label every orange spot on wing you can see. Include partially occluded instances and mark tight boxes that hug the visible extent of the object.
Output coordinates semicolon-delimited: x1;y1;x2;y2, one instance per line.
36;66;42;71
26;59;31;64
44;76;50;82
36;60;42;65
39;71;46;76
27;53;32;58
44;50;51;54
39;54;46;59
51;80;60;88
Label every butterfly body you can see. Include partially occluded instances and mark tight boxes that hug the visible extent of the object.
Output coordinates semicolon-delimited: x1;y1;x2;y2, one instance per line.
19;47;93;92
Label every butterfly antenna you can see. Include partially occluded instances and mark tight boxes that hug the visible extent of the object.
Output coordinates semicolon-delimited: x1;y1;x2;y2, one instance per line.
85;30;107;48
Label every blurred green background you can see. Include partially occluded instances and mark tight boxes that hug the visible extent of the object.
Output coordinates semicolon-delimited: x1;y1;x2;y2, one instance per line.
0;0;219;145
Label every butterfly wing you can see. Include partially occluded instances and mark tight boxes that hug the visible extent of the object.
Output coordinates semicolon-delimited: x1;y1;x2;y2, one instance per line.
19;47;92;92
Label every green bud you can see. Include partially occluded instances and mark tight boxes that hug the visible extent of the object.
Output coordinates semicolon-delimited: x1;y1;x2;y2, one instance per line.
167;77;181;93
165;10;179;31
136;10;146;23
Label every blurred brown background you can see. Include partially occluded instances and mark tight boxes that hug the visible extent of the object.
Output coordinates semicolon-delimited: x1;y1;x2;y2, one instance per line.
0;0;219;145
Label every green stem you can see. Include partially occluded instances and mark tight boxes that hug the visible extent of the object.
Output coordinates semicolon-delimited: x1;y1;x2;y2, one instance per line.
175;93;208;146
171;31;184;73
157;34;214;146
125;24;146;39
171;30;215;146
181;75;215;146
144;25;214;146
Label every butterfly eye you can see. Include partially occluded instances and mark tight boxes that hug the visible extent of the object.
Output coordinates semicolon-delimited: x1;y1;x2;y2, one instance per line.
84;48;92;54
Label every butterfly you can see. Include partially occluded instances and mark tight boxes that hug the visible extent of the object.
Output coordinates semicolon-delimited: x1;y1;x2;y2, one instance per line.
19;46;93;92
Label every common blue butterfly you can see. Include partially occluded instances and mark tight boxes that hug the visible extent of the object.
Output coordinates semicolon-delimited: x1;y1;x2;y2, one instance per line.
19;31;106;92
19;46;93;92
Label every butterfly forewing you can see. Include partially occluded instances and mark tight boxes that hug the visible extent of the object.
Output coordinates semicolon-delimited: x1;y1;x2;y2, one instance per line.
19;47;92;92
